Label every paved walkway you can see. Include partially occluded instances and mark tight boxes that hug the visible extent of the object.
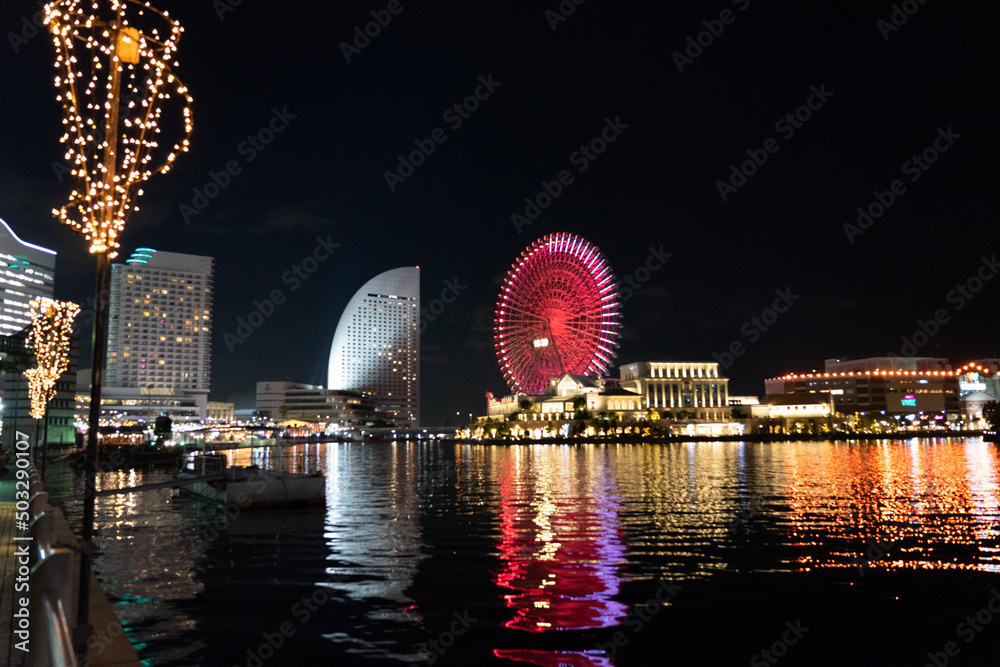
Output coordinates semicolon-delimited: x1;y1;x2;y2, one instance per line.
0;466;141;666
0;472;28;666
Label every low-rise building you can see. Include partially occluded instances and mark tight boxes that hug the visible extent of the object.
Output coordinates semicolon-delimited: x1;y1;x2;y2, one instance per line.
206;401;235;422
765;357;961;422
957;360;999;426
76;371;204;426
256;381;373;425
620;361;732;422
1;329;78;447
482;361;741;437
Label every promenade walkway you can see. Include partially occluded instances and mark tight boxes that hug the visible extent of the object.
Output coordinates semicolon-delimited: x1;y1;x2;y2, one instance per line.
1;468;141;666
1;474;24;666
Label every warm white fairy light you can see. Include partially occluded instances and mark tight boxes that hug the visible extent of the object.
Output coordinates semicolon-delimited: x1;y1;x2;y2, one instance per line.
24;298;81;420
44;0;192;256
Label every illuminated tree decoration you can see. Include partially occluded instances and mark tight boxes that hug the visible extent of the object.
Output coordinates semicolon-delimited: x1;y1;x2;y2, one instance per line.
494;233;622;395
44;0;193;255
24;298;81;420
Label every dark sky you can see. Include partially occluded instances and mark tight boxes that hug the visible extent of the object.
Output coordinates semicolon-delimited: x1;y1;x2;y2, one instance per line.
1;0;997;425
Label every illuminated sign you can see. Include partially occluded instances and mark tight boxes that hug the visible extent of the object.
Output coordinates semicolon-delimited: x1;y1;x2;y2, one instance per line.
901;394;916;407
960;382;987;392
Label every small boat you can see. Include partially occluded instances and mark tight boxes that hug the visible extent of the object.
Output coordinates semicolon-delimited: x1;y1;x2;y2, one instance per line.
179;454;325;508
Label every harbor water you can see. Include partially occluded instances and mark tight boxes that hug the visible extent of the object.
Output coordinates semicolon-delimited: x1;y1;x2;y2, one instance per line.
47;438;1000;666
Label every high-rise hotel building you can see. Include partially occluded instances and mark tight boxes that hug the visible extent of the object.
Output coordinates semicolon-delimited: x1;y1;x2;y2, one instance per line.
0;217;56;336
105;248;213;416
0;217;64;447
327;267;419;427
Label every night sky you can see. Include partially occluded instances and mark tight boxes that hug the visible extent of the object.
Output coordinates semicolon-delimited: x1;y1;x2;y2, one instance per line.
1;0;997;425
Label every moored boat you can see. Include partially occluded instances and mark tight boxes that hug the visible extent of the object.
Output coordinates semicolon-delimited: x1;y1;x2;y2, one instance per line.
179;453;325;508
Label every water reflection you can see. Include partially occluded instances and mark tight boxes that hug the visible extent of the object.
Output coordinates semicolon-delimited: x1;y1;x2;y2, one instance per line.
782;439;1000;573
494;649;616;667
45;438;1000;665
491;445;629;664
320;442;428;662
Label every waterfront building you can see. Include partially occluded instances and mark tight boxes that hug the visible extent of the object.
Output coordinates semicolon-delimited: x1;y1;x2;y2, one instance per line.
483;361;740;437
0;218;66;446
824;356;950;373
256;381;373;426
756;392;836;432
327;267;419;427
75;370;203;425
104;248;214;419
728;396;760;406
766;357;960;419
957;360;999;425
1;329;78;448
0;217;56;337
207;401;235;422
620;361;732;421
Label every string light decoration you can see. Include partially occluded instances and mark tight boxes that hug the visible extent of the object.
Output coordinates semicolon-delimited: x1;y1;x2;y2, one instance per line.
44;0;193;255
24;298;80;420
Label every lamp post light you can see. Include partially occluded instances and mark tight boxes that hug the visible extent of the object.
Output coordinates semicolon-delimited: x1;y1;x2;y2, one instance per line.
24;298;80;479
43;0;193;657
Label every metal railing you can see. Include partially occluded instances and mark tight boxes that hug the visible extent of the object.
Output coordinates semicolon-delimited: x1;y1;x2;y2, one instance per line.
27;471;80;667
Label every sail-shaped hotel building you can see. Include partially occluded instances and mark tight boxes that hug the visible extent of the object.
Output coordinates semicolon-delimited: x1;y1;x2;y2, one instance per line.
327;267;419;427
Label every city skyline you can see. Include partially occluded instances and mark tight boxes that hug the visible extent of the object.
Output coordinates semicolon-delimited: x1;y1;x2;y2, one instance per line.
0;0;997;424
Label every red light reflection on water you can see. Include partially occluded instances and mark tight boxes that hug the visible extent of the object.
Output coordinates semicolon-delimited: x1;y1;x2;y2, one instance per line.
493;649;616;666
493;450;628;664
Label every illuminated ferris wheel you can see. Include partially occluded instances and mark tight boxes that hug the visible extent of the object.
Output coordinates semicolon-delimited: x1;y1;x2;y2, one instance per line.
494;233;621;395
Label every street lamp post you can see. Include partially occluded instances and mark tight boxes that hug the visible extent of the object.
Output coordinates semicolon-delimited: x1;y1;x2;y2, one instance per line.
43;1;193;658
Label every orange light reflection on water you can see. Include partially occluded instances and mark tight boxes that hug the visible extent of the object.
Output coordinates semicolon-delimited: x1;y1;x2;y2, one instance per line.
784;439;1000;573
